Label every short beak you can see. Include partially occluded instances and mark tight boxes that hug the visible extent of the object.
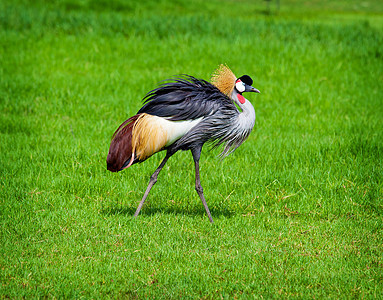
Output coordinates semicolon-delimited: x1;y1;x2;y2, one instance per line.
250;86;260;93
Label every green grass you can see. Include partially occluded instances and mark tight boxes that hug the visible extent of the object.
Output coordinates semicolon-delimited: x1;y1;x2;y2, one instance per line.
1;0;382;298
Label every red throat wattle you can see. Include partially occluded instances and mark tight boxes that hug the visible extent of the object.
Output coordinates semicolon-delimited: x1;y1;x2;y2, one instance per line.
237;94;246;104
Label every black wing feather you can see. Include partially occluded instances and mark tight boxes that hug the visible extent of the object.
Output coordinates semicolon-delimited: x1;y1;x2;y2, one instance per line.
137;76;236;121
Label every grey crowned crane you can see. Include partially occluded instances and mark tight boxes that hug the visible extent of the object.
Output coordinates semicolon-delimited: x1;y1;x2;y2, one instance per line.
106;65;260;223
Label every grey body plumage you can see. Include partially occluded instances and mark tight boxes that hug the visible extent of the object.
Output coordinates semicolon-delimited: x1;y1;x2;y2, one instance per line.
139;75;256;157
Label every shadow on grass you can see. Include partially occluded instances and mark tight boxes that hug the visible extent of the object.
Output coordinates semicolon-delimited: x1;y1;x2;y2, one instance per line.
253;9;278;16
101;205;235;219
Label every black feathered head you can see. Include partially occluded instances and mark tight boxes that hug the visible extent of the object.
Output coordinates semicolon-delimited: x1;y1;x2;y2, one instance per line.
235;75;260;94
237;75;253;86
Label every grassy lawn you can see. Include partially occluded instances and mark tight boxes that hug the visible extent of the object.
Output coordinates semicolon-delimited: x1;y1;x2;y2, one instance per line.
1;0;382;298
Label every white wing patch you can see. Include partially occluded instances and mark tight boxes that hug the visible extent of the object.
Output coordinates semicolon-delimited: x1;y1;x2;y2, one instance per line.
163;117;203;146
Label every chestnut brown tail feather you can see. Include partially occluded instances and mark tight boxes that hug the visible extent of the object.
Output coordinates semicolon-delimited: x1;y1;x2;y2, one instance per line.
107;114;141;172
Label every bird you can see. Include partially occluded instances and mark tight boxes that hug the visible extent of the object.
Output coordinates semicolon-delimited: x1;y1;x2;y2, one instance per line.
106;64;260;223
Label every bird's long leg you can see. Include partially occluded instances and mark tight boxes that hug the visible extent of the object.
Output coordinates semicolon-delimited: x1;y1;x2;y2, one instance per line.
191;147;214;223
133;152;171;218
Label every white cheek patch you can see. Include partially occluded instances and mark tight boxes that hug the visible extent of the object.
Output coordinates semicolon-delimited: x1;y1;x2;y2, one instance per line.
236;80;245;93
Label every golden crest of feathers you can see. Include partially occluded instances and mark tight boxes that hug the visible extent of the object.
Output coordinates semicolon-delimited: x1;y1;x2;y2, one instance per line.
210;64;237;96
